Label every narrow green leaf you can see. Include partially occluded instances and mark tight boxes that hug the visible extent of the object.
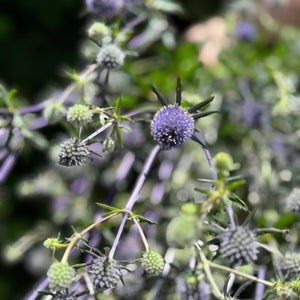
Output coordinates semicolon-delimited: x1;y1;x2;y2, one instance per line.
96;203;119;211
117;116;131;121
116;126;123;148
241;208;258;227
192;110;220;120
229;194;248;211
196;178;216;183
136;215;158;225
151;85;168;106
227;179;246;191
188;96;215;113
114;97;122;114
101;211;120;217
194;187;212;195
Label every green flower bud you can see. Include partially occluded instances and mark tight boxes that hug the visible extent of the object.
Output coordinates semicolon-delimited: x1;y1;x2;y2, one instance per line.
166;214;198;248
103;138;115;153
213;152;239;175
43;238;62;250
67;104;93;128
43;101;65;123
47;262;75;292
88;22;112;44
140;251;165;275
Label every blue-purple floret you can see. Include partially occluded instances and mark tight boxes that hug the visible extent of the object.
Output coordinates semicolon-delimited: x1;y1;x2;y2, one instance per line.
151;105;194;150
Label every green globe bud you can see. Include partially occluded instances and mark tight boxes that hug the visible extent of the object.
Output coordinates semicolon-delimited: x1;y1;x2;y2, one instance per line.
88;22;112;44
140;251;165;275
166;214;198;248
67;104;93;128
43;101;65;124
103;138;115;153
47;262;75;292
213;152;239;175
173;247;194;268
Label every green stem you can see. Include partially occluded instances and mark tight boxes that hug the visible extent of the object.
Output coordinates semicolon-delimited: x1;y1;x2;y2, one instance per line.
209;262;274;288
196;243;223;298
132;218;150;252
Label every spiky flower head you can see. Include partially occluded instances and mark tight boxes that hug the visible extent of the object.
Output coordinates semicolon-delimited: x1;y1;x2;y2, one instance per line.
278;252;300;281
85;0;124;18
88;256;122;290
88;22;112;44
51;291;76;300
47;262;75;292
151;105;194;150
219;226;258;266
43;101;65;124
286;188;300;213
58;138;90;167
67;104;93;128
96;44;125;69
140;251;165;275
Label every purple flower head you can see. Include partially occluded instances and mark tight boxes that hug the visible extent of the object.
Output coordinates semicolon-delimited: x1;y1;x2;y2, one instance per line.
151;105;194;150
235;21;257;42
86;0;124;18
151;77;217;151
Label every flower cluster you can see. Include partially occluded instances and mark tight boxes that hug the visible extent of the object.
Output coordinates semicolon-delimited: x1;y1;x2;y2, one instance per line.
219;226;258;266
151;105;194;150
57;138;90;167
88;256;123;290
47;262;75;292
96;44;126;69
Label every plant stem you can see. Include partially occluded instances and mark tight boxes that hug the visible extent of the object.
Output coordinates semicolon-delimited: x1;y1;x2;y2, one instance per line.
61;211;120;263
132;218;150;252
82;122;113;144
209;261;273;288
196;243;223;298
109;145;161;258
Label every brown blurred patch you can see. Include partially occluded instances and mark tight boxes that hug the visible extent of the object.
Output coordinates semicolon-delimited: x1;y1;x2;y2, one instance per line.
184;16;229;67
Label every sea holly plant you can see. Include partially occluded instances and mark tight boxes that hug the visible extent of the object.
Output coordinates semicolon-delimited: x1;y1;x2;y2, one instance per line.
36;77;218;299
3;1;300;300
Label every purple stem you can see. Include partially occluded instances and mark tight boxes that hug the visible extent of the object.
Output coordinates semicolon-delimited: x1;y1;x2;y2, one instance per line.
0;153;17;184
109;145;160;258
254;265;266;300
19;103;45;115
24;277;48;300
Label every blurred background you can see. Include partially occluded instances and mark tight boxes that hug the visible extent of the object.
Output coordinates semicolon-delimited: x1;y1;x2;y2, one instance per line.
1;0;300;299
